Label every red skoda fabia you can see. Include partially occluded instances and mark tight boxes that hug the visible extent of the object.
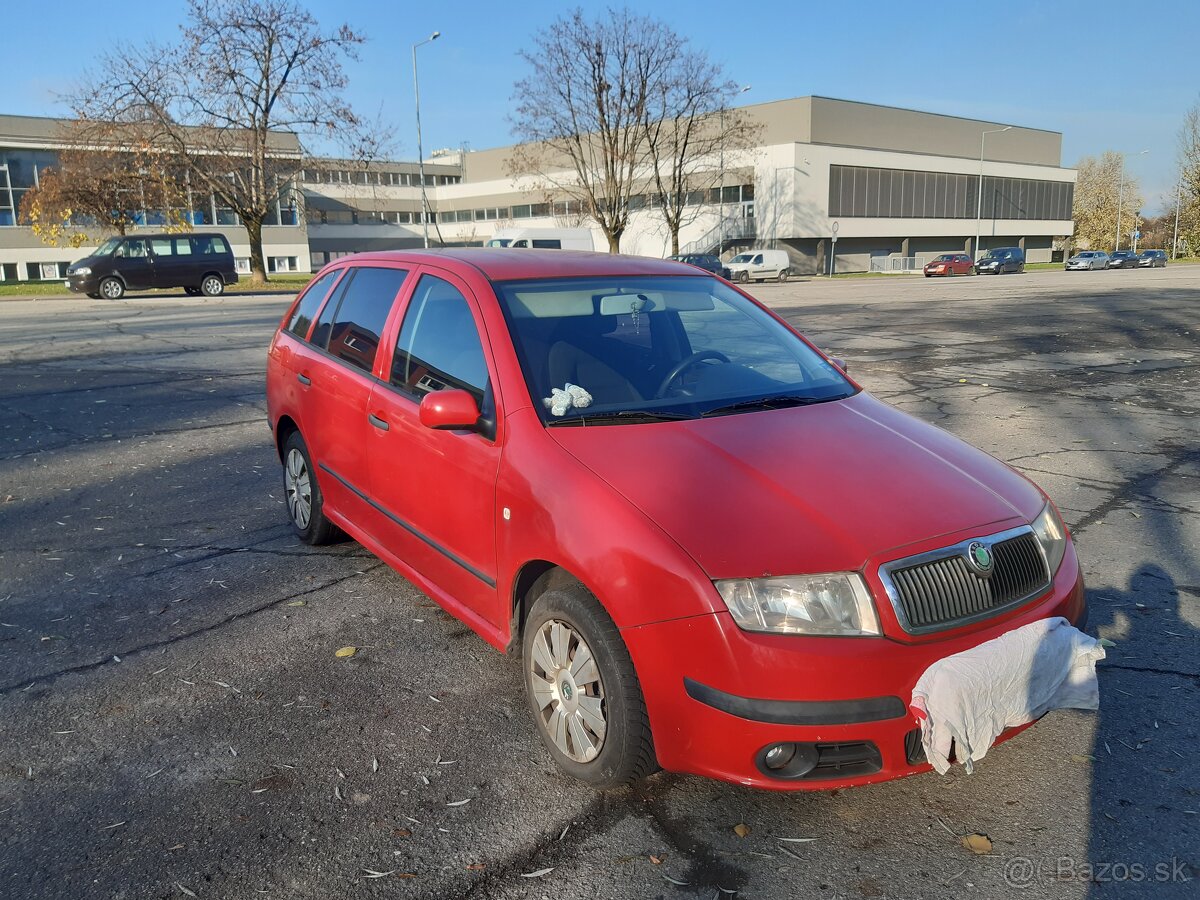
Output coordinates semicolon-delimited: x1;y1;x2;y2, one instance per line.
266;249;1085;791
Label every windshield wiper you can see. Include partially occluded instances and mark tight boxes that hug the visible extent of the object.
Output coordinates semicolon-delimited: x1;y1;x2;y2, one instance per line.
700;395;831;418
546;410;695;427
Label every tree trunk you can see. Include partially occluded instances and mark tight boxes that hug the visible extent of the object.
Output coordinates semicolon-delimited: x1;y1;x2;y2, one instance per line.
605;230;622;253
670;228;680;256
244;214;268;283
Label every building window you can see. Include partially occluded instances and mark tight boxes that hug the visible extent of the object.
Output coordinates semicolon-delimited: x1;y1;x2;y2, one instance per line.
1;263;18;281
267;256;298;273
235;257;251;274
828;164;1073;220
455;209;472;222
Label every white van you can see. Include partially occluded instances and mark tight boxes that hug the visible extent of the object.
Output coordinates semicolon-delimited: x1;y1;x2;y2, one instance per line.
726;249;792;283
486;227;595;251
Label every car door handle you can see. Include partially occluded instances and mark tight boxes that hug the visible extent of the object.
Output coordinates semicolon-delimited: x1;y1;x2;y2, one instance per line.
368;413;390;431
297;373;311;386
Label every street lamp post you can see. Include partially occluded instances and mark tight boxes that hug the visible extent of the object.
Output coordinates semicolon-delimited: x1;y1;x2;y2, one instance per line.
412;31;440;249
717;85;751;254
1114;149;1149;252
1172;167;1183;259
974;126;1011;262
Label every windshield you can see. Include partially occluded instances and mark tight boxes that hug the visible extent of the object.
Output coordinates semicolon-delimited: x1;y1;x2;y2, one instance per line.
730;253;753;263
94;237;121;256
492;275;855;424
934;255;954;262
487;239;512;247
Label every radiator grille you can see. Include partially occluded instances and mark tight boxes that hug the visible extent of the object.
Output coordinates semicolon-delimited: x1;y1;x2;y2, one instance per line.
885;531;1049;632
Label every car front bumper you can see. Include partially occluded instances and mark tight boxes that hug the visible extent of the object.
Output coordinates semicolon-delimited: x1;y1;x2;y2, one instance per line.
622;543;1086;791
66;274;99;293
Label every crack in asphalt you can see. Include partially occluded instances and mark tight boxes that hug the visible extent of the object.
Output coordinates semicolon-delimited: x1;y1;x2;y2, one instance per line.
1100;663;1199;680
1071;445;1200;535
0;563;384;697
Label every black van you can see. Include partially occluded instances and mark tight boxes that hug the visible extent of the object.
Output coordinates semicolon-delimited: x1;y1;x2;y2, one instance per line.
66;233;239;299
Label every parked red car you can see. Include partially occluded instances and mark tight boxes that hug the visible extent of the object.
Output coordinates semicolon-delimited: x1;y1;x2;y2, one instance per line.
923;253;974;276
266;250;1085;791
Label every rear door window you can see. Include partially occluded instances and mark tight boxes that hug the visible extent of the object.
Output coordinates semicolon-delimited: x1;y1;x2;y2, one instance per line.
150;238;173;257
192;235;231;256
285;269;342;339
312;267;409;372
390;275;488;401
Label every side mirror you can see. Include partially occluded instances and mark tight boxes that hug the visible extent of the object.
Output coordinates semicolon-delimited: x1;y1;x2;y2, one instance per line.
831;357;848;374
419;389;481;431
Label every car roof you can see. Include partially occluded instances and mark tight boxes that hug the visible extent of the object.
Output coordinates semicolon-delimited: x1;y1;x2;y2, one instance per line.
322;248;696;281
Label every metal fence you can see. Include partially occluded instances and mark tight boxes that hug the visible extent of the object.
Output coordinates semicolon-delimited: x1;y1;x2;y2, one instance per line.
867;256;928;273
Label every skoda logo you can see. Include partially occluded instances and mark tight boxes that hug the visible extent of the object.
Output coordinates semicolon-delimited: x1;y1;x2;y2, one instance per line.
560;680;573;700
966;541;994;575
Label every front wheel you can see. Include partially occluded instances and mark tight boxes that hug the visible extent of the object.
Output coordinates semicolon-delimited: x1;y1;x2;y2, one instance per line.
99;277;125;300
281;431;341;545
735;271;749;284
523;584;657;788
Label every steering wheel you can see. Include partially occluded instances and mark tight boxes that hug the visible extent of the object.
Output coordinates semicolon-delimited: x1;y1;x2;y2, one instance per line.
654;350;731;398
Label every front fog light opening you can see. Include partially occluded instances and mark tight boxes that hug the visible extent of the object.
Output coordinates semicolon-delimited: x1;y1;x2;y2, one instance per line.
755;742;818;779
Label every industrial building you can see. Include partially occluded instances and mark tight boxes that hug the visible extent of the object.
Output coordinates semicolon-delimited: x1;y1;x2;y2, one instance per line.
0;97;1075;281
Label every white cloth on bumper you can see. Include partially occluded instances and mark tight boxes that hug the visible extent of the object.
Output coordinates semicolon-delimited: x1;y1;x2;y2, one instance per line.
910;616;1105;774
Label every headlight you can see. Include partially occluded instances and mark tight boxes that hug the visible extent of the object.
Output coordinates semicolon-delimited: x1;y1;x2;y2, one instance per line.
715;573;881;636
73;267;91;276
1031;501;1067;575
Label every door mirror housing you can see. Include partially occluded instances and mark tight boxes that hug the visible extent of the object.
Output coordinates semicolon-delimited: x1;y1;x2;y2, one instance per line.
830;357;848;373
419;389;481;431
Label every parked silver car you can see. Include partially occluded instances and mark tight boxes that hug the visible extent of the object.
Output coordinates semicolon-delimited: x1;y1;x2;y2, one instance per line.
1065;250;1109;270
1138;249;1168;268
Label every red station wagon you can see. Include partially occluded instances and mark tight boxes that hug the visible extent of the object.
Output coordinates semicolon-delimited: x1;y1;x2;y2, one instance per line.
923;253;974;276
266;250;1086;791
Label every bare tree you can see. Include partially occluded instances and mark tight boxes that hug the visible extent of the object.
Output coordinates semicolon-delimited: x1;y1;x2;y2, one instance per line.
642;58;761;256
70;0;369;281
19;120;190;247
1176;97;1200;256
509;8;677;253
1071;151;1142;250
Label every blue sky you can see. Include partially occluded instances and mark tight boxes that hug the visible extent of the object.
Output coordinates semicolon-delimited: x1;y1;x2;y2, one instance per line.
8;0;1196;212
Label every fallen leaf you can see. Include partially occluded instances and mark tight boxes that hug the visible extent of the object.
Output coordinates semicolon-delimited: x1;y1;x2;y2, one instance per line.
446;799;471;807
393;827;412;838
466;863;486;871
1098;638;1116;648
287;600;306;607
649;854;665;865
178;885;197;898
733;823;751;838
961;833;992;854
363;869;395;878
778;837;817;843
521;868;554;878
335;646;357;658
372;756;379;773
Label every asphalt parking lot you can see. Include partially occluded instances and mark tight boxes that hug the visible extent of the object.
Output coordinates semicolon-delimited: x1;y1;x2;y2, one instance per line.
1;266;1197;899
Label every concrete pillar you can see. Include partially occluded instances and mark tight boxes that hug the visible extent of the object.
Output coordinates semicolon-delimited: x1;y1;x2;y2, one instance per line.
964;236;973;254
901;238;910;258
1018;236;1026;252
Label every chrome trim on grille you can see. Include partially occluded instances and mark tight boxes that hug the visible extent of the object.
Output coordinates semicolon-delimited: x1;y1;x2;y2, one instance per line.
878;525;1051;635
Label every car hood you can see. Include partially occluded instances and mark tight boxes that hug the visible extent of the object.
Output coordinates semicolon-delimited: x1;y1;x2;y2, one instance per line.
69;255;102;270
548;391;1043;579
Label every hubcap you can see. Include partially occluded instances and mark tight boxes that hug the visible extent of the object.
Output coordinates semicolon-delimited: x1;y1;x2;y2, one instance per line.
284;448;312;529
204;277;222;294
102;281;121;298
529;619;606;762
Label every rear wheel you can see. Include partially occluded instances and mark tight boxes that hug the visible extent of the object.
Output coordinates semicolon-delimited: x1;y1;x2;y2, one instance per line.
281;431;341;545
778;268;790;283
523;584;657;788
200;274;224;296
99;277;125;300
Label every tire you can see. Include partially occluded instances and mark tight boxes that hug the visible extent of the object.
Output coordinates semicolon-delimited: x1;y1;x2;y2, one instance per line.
99;277;125;300
523;584;657;788
778;268;790;283
1018;263;1026;274
200;274;225;297
281;431;341;545
736;271;749;284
